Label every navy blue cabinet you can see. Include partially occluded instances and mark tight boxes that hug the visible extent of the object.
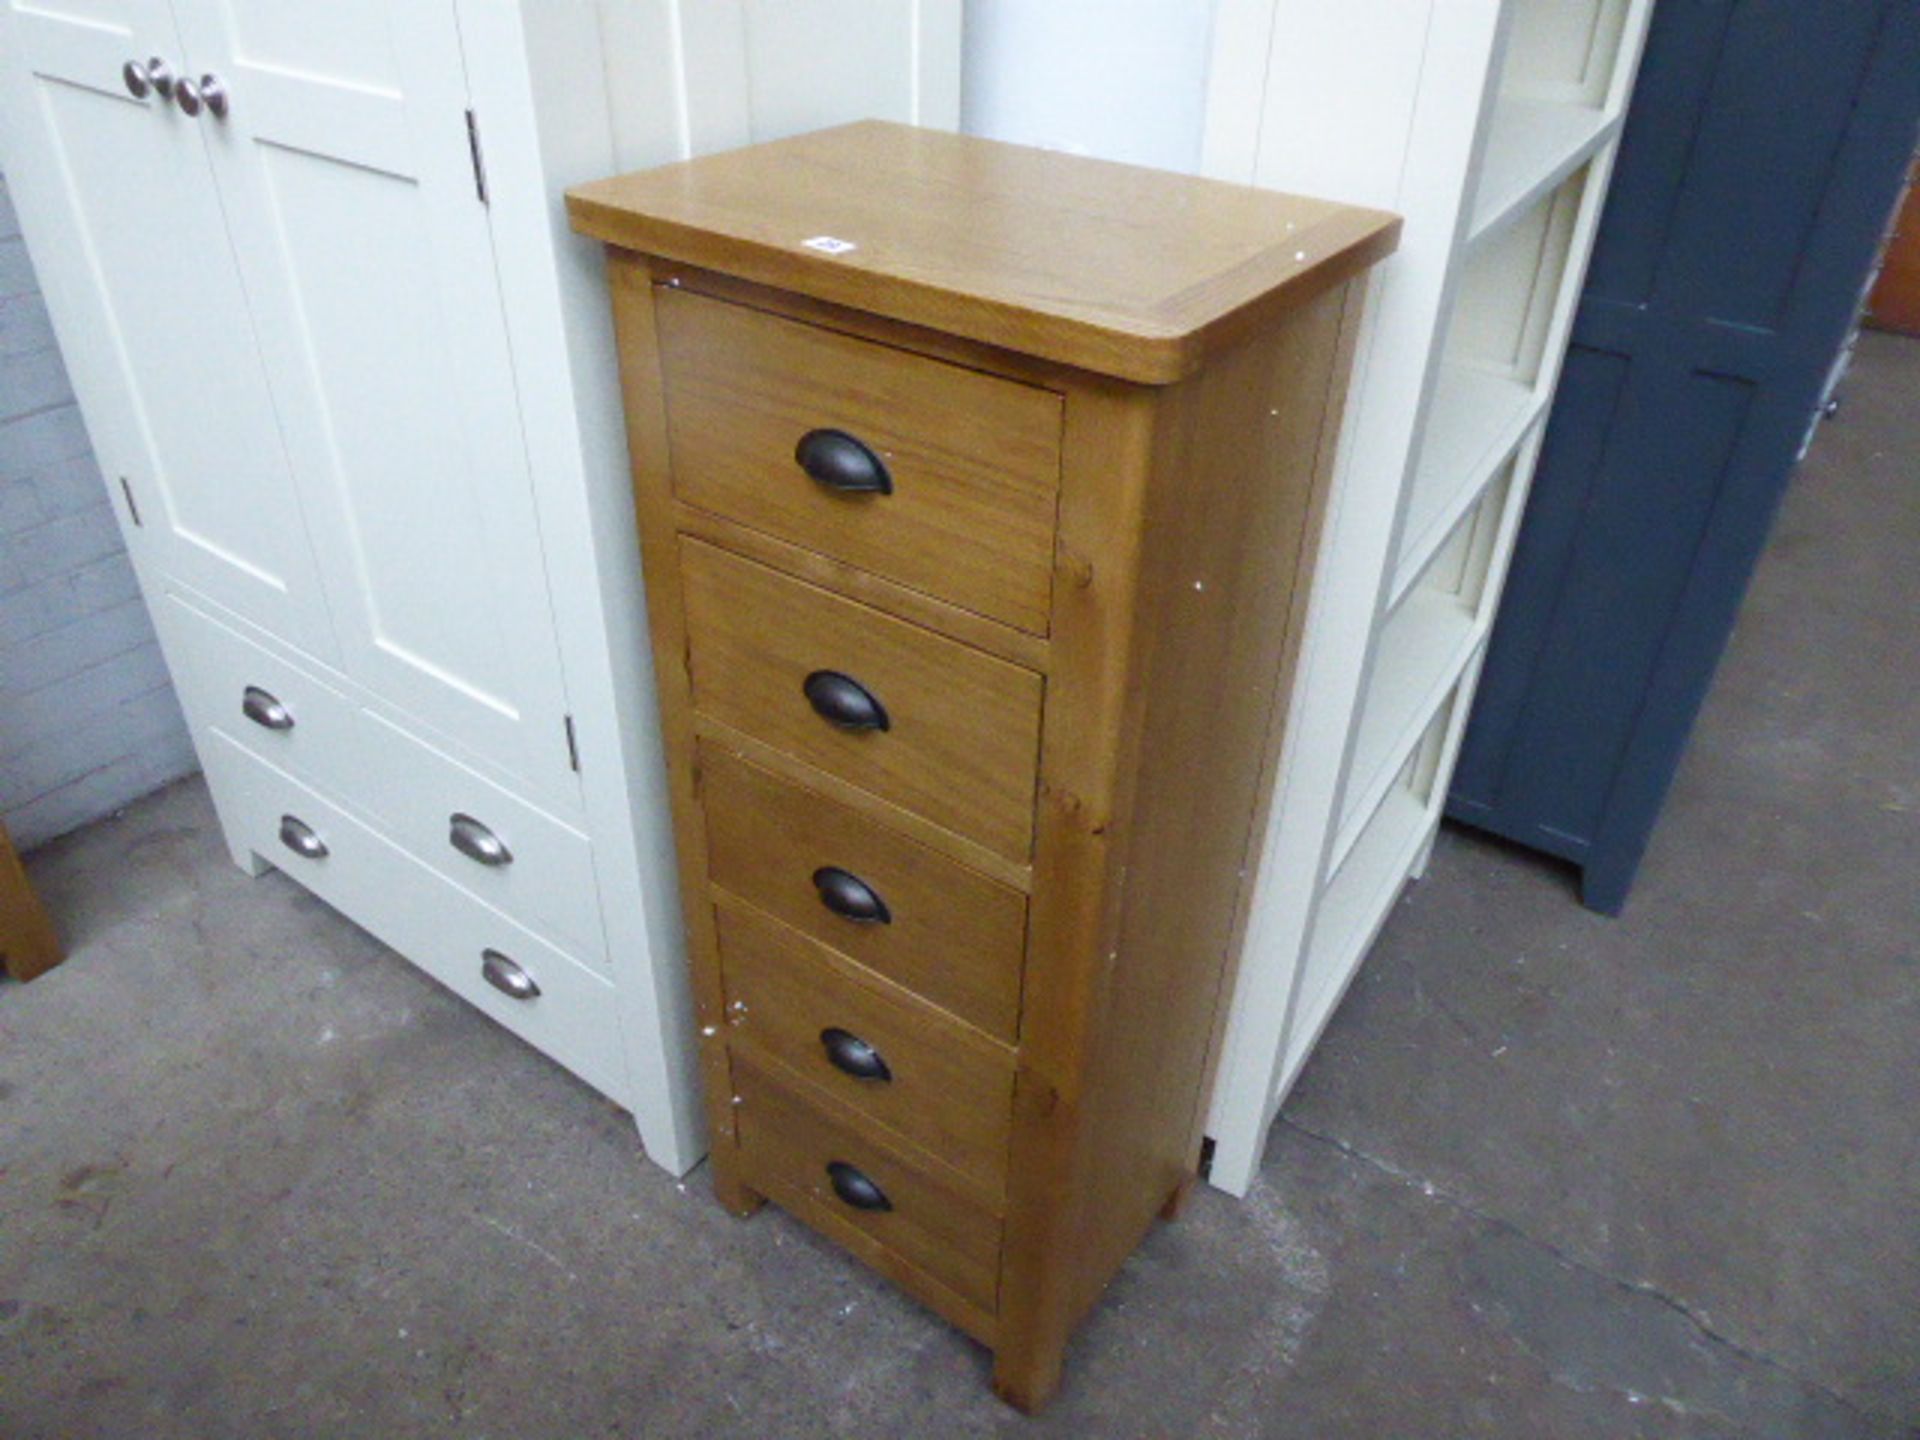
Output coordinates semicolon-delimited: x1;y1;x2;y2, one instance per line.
1448;0;1920;913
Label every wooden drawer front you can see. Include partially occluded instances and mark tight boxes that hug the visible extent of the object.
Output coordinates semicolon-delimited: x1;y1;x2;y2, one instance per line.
732;1054;1003;1320
657;288;1063;634
198;729;628;1105
717;898;1015;1198
700;744;1026;1038
680;539;1044;862
160;593;363;805
359;711;606;966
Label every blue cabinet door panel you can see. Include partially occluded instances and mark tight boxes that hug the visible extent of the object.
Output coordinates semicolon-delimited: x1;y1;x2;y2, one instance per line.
1448;0;1920;913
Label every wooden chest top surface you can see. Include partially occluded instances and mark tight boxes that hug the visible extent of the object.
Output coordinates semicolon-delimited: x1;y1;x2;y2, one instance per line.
565;121;1398;383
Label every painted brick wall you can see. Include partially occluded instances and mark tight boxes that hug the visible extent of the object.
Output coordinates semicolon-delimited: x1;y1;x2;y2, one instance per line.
0;170;196;850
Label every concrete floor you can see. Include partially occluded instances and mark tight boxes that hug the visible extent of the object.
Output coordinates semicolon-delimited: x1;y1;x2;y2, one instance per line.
2;332;1915;1439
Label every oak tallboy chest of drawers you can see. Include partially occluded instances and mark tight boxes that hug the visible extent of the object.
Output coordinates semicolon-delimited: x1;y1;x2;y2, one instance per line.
569;122;1397;1410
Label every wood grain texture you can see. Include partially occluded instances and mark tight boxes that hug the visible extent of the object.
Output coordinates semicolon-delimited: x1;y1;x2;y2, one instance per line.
657;286;1064;633
1062;280;1362;1323
732;1052;1004;1318
654;262;1081;391
679;538;1046;862
1180;282;1365;1168
690;716;1033;892
0;822;61;983
993;287;1365;1409
716;895;1015;1204
604;252;762;1217
580;125;1394;1411
991;376;1163;1411
672;501;1051;671
1868;159;1920;336
569;121;1400;384
700;743;1029;1039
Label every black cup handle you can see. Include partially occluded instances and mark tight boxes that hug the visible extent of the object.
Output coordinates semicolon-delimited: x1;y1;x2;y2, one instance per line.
820;1027;893;1082
812;866;892;924
826;1160;892;1212
803;670;889;731
796;428;892;496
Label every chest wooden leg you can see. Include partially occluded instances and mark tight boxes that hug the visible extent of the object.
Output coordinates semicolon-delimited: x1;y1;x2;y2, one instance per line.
0;824;62;984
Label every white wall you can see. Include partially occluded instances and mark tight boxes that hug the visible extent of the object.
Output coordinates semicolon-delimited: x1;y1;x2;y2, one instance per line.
961;0;1217;173
597;0;964;170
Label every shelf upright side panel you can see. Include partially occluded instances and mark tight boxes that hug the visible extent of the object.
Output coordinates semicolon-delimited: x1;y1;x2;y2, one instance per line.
1195;0;1508;1196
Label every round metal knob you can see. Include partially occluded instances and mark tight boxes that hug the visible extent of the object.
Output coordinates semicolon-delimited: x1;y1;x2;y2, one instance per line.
122;60;150;98
173;76;201;116
145;57;175;99
198;73;228;119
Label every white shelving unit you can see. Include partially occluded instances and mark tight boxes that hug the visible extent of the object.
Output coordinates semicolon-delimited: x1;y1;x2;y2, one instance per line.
1198;0;1655;1195
1394;366;1537;595
1283;719;1448;1093
1471;98;1615;241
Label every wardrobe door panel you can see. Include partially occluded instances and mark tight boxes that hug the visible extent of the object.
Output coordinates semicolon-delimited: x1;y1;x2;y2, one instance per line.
171;0;579;804
0;0;338;659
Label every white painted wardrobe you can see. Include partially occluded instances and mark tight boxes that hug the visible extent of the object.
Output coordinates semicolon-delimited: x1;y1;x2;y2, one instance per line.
1198;0;1656;1193
0;0;960;1175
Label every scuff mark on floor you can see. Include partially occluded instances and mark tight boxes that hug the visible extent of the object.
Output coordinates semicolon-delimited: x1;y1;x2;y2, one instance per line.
476;1213;575;1280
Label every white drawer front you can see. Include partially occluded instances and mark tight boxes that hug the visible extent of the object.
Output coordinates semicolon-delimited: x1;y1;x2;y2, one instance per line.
359;710;606;965
162;592;606;965
200;728;628;1106
161;593;364;806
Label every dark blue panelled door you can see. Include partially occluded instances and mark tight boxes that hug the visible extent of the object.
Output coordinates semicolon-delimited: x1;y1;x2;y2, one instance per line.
1448;0;1920;914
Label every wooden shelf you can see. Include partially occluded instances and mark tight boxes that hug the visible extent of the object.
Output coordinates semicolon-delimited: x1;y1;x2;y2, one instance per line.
1469;98;1616;243
1394;364;1540;601
1328;587;1480;874
1282;783;1430;1086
